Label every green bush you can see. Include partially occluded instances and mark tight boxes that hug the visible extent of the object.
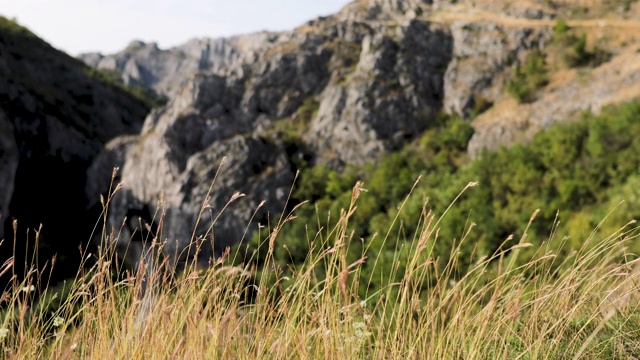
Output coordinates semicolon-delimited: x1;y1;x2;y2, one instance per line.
564;34;590;67
553;18;570;39
556;31;611;68
507;50;548;103
469;95;493;118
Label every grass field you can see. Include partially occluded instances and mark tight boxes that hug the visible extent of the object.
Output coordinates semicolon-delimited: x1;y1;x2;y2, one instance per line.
1;180;640;359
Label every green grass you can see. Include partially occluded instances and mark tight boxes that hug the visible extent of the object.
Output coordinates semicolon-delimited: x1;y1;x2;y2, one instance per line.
1;171;640;359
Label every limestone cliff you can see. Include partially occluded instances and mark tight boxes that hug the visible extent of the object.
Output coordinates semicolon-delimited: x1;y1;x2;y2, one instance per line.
84;0;556;267
76;0;640;267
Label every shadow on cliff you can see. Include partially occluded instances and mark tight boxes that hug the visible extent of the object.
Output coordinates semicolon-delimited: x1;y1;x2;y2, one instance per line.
2;155;101;287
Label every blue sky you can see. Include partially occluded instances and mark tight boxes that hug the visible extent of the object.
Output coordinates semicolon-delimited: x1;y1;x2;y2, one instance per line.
1;0;351;55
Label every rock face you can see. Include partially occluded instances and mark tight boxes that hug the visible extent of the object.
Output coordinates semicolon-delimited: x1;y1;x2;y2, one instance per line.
306;20;453;165
79;33;277;99
88;1;446;262
443;22;551;118
468;45;640;156
79;0;640;268
0;17;151;281
98;74;295;268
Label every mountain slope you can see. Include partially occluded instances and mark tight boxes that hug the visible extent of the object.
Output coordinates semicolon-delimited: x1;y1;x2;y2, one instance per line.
84;0;558;267
0;16;152;282
78;0;640;268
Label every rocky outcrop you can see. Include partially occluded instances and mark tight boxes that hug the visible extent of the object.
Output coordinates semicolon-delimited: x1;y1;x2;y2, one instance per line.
79;33;277;99
98;74;294;267
307;19;453;165
81;0;640;268
468;45;640;156
444;21;552;118
82;0;557;167
0;17;151;281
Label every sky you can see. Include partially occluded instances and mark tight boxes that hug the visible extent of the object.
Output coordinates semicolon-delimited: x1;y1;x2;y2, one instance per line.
1;0;352;55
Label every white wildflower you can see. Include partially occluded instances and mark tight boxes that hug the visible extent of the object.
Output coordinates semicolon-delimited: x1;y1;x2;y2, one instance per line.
21;285;35;293
53;316;64;327
354;329;373;338
0;328;8;339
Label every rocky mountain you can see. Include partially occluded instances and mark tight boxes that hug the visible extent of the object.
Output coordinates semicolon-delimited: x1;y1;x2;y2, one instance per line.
79;33;275;100
78;0;640;268
0;17;152;281
4;0;639;275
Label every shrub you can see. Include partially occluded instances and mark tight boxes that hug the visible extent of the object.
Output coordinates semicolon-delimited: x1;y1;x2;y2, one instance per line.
565;34;590;67
556;31;611;68
506;49;548;103
553;18;570;38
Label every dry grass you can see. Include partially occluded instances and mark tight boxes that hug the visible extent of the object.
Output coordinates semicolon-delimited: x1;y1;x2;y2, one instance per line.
1;177;640;359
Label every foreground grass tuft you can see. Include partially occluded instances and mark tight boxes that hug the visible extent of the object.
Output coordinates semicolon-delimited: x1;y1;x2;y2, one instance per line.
1;181;640;359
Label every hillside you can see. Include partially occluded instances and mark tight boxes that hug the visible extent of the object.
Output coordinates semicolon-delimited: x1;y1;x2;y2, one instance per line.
0;0;638;281
0;16;153;282
80;0;640;157
75;0;640;269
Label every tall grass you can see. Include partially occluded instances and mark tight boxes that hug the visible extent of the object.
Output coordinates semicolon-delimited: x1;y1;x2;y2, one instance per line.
1;177;640;359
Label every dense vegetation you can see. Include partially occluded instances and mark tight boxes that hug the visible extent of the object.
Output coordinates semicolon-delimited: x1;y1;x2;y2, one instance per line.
507;49;549;103
239;100;640;301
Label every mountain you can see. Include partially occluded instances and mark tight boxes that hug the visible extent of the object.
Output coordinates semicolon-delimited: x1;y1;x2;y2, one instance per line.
80;0;640;158
0;16;152;281
2;0;639;274
79;33;278;100
77;0;640;269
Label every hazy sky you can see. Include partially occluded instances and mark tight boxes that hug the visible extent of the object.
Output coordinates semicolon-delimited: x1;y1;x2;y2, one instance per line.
1;0;352;55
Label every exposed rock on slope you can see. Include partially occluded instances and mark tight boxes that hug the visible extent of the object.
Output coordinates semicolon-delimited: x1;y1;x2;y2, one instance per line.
468;44;640;156
0;17;151;280
443;21;551;117
89;0;556;266
306;20;453;165
97;74;294;267
80;33;276;99
84;0;640;266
